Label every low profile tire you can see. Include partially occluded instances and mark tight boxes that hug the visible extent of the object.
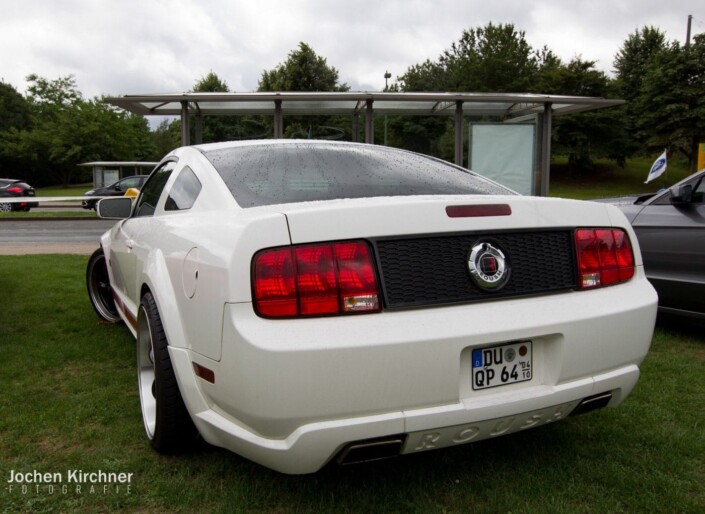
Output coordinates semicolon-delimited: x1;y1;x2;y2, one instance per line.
138;291;197;452
86;248;121;323
0;203;11;213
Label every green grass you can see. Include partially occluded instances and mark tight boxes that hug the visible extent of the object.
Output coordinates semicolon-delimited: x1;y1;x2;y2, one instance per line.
0;211;96;218
36;184;92;197
549;156;693;199
0;255;703;513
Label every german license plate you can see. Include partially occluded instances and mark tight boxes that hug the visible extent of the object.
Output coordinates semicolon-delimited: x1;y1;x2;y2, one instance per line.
472;341;532;390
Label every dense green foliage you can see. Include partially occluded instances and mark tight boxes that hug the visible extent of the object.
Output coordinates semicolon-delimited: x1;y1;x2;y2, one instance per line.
257;42;351;139
392;22;704;170
1;23;704;187
635;34;705;170
0;76;157;186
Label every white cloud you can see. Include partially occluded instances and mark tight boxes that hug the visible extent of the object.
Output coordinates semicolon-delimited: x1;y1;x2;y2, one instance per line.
0;0;702;98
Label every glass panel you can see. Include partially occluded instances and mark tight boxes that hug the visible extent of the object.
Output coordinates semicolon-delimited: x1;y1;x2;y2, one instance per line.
203;142;512;208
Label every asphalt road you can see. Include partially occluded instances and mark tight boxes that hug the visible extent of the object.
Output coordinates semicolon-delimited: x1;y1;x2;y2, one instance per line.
0;219;116;255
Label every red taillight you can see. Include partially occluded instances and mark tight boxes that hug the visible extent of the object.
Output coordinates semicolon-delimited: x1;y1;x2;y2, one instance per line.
253;248;297;317
575;228;635;289
295;245;338;315
6;186;23;194
253;241;381;318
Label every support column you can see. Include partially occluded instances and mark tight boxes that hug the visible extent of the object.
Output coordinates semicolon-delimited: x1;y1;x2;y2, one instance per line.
195;114;203;144
273;100;283;138
180;101;190;146
352;115;359;143
454;101;464;167
365;100;374;144
540;103;553;197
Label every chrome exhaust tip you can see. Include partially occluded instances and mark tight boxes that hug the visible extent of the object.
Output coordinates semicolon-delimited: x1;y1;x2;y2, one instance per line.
336;436;406;466
571;391;613;416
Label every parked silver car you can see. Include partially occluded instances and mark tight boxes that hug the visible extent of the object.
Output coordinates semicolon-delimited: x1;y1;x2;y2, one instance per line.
595;169;705;319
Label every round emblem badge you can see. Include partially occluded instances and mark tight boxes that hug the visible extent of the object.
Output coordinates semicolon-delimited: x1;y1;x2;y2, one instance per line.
467;242;510;291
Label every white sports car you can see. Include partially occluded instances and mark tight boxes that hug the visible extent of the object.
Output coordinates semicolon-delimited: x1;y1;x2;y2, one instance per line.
87;140;657;474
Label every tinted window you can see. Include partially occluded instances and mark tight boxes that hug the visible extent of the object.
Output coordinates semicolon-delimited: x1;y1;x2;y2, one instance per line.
202;142;512;208
165;166;202;211
134;162;175;217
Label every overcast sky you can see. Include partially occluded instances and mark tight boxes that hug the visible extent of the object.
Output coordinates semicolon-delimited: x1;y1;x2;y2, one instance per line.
1;0;703;99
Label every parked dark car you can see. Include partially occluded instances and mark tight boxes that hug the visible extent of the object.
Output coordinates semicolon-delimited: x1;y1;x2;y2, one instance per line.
82;175;148;210
0;179;38;212
594;169;705;319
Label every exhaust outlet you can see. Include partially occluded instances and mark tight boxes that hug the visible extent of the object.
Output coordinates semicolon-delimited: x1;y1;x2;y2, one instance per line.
571;391;613;416
336;436;405;466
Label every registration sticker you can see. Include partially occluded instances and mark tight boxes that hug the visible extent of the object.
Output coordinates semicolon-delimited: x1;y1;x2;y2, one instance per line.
472;341;532;390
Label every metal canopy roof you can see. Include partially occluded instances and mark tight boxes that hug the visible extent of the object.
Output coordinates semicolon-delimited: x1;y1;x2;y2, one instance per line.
104;91;624;197
105;91;623;118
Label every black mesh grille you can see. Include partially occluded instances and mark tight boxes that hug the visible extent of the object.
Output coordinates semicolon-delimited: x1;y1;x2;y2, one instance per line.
374;231;577;309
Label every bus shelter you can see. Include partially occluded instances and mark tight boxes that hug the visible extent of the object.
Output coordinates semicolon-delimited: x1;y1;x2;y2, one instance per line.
106;92;623;196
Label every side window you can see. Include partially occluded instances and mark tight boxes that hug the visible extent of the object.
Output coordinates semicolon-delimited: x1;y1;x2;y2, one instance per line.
165;166;202;211
134;162;176;217
695;177;705;203
119;177;139;192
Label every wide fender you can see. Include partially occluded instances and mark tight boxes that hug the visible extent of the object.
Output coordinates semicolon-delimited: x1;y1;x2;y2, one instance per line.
140;248;189;350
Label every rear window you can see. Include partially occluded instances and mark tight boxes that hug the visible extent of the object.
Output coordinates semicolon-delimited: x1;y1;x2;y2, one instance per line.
201;142;512;208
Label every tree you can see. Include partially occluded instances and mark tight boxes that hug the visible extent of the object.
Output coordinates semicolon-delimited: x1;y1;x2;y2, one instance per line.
152;119;182;158
439;23;540;93
397;60;447;91
193;71;230;93
614;27;668;103
0;81;31;132
394;23;552;160
613;27;668;155
258;42;349;92
637;34;705;171
545;59;627;168
0;81;32;176
189;71;267;142
1;75;158;186
258;43;350;139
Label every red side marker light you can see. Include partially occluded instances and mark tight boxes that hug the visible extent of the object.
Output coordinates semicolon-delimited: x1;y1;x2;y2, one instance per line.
193;362;215;384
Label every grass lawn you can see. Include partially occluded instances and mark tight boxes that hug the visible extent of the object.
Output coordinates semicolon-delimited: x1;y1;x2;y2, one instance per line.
549;156;693;200
0;255;703;513
36;184;93;197
0;211;96;219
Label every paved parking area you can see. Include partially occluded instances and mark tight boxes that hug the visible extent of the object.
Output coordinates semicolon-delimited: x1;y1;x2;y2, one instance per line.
0;242;99;255
0;218;113;255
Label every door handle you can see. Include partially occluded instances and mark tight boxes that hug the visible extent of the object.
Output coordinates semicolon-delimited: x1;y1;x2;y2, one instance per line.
126;240;134;251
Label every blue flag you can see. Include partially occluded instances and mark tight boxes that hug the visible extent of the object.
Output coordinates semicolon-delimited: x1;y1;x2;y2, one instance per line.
645;150;667;184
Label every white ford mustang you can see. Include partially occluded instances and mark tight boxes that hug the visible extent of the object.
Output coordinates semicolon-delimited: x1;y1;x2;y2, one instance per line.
87;140;657;474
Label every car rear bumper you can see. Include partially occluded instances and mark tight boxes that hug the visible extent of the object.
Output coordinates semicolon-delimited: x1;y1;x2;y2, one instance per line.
171;273;657;474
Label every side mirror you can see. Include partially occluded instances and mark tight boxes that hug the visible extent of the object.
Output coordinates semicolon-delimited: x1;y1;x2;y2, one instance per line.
670;184;693;205
97;197;133;219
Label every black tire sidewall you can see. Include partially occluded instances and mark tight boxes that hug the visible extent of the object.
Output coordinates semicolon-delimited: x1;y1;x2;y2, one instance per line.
140;292;197;452
86;248;120;323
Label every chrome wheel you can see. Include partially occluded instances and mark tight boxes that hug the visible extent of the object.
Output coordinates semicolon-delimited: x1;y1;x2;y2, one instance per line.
86;249;121;322
0;203;11;213
138;303;157;439
137;292;197;452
